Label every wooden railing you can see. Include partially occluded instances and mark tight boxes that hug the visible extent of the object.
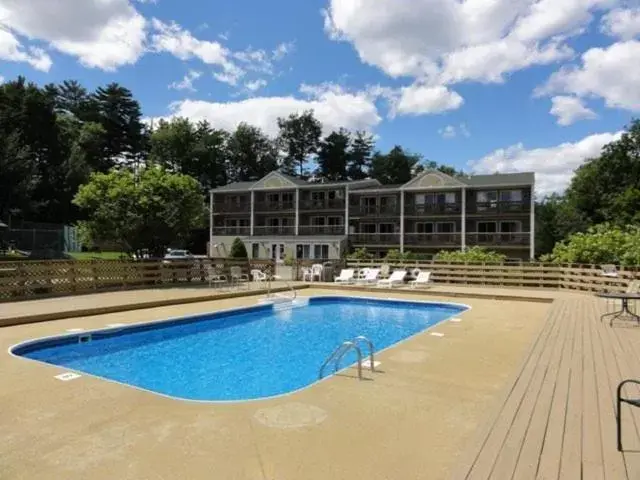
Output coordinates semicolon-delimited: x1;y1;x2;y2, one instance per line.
343;260;637;293
0;258;276;302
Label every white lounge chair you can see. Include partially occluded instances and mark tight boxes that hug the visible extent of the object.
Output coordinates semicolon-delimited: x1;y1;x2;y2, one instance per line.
251;269;267;283
601;264;619;278
377;270;406;288
409;271;432;288
334;269;355;284
357;268;380;284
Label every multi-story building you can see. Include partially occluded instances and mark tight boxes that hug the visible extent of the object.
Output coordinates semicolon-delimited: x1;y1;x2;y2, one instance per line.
209;170;535;261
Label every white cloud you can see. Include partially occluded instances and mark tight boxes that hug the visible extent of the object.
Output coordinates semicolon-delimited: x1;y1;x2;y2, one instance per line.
392;84;463;116
601;7;640;39
0;0;146;71
459;122;470;137
468;131;623;195
0;26;51;71
244;79;267;92
539;40;640;112
549;96;597;125
322;0;611;89
0;75;4;83
439;125;457;139
169;70;202;92
272;41;295;60
154;84;382;137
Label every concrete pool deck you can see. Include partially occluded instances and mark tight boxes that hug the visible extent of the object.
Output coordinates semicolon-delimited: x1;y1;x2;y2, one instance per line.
1;286;636;479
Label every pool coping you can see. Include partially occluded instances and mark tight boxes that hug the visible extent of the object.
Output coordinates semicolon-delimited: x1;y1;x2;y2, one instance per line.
8;295;471;405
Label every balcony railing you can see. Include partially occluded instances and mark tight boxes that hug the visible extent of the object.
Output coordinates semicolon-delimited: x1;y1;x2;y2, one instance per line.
298;225;346;235
351;233;401;244
254;201;295;212
212;226;250;236
214;203;249;214
253;226;295;236
471;201;530;214
404;203;462;215
466;232;530;246
350;204;400;216
300;199;346;210
404;233;461;246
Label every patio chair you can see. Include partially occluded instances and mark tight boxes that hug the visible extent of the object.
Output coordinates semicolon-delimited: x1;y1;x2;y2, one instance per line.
311;263;324;282
356;268;380;285
409;271;432;289
601;264;619;278
376;270;406;288
251;269;267;284
616;379;640;451
334;269;355;284
207;266;227;288
380;263;390;279
229;266;249;287
300;266;313;282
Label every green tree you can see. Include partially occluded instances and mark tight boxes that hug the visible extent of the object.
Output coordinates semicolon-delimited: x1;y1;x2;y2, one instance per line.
541;224;640;265
228;123;278;181
229;237;248;259
535;194;588;257
277;110;322;177
347;130;374;180
316;128;351;181
73;168;204;256
566;119;640;226
370;145;422;184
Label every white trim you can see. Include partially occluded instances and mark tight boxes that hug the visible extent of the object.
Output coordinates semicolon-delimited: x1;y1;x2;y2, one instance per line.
250;191;255;236
400;192;405;253
344;185;349;235
530;187;535;259
295;188;299;236
209;190;214;255
461;187;466;251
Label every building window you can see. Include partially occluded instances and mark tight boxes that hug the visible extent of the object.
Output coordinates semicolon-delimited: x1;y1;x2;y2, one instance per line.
252;243;259;258
327;216;343;226
282;192;294;203
437;222;455;233
313;244;329;259
379;223;395;234
312;191;325;201
361;223;376;233
415;222;434;234
476;191;498;211
477;221;497;233
311;216;326;226
500;221;521;233
499;190;523;202
267;193;280;203
297;244;311;259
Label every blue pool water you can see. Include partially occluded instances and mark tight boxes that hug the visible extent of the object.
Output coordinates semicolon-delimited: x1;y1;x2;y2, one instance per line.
12;296;466;401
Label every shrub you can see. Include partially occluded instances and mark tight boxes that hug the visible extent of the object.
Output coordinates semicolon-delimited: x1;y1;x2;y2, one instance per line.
229;237;248;259
348;247;373;260
542;223;640;265
435;247;506;263
384;249;415;262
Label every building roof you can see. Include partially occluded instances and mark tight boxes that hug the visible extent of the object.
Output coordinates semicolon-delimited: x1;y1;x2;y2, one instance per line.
210;170;535;193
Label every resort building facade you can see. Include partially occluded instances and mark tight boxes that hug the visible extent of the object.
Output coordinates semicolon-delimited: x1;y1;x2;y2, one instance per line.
209;170;535;261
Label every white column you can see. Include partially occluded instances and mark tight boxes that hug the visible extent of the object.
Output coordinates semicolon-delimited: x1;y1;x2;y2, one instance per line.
295;188;300;236
250;190;255;236
209;190;214;257
399;191;405;253
344;186;349;236
461;187;466;251
530;185;535;259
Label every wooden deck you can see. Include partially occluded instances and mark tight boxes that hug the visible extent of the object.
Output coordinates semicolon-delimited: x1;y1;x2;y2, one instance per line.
454;295;640;479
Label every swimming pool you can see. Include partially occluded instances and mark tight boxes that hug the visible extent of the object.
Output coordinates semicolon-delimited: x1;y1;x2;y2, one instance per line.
11;296;467;402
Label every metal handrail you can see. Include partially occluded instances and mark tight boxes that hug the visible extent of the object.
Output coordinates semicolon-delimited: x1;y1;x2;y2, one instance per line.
265;273;297;301
353;336;375;372
319;341;363;380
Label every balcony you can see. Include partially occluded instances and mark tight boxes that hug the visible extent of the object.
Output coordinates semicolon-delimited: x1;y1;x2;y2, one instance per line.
212;226;250;236
404;203;462;215
213;203;250;214
298;225;346;236
404;233;461;246
470;201;530;214
253;226;295;236
254;201;295;212
300;198;346;210
466;232;530;246
349;204;400;217
350;233;401;245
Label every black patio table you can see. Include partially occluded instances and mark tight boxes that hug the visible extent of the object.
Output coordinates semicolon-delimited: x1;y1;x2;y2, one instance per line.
597;292;640;326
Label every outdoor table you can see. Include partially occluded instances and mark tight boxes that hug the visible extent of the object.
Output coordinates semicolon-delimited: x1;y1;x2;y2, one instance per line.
597;292;640;326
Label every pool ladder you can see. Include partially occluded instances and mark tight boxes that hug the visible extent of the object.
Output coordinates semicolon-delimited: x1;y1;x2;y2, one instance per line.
318;336;375;381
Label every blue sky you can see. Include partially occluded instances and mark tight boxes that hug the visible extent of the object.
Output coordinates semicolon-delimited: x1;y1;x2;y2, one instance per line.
1;0;639;194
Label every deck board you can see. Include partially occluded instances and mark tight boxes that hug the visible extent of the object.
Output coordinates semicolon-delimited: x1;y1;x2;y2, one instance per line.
454;295;640;480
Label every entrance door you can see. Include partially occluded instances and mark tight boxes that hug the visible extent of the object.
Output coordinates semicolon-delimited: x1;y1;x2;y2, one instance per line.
271;243;285;263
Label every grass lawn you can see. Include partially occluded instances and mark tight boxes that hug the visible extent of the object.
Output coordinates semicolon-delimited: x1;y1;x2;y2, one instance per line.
69;251;128;260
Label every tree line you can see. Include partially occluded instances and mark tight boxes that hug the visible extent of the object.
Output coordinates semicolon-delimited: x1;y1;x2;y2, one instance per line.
0;76;460;228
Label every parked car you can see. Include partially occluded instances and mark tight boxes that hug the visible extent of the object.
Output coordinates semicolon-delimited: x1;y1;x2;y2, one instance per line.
162;249;194;264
